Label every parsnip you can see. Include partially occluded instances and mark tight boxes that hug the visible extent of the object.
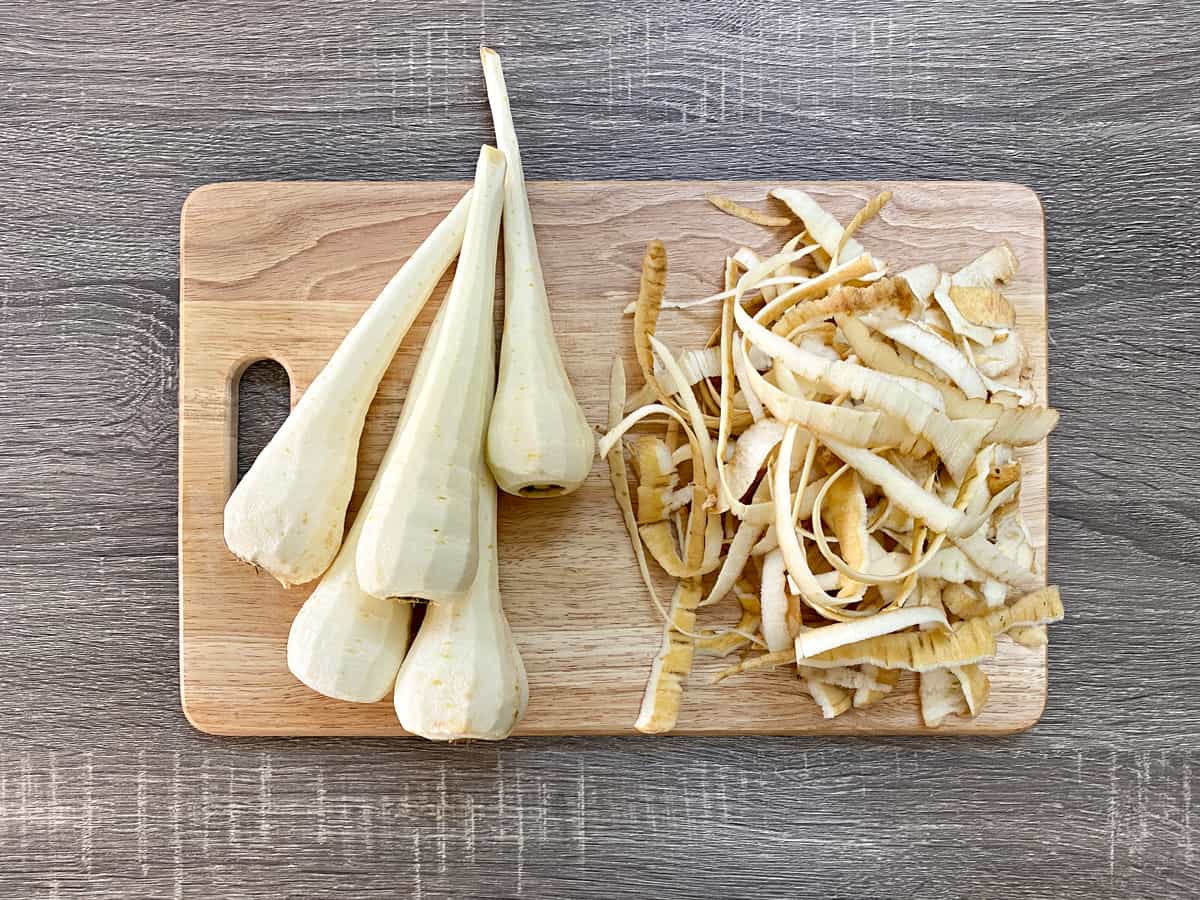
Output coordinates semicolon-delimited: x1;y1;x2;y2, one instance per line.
393;471;529;740
480;47;596;497
223;193;472;587
356;146;507;601
286;494;412;703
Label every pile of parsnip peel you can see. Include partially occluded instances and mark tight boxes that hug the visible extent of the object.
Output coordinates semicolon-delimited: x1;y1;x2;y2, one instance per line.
601;188;1062;733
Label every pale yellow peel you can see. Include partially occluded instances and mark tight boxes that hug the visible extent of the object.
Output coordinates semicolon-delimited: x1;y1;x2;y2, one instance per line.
768;263;901;336
1006;624;1048;648
707;194;793;228
806;679;854;718
696;591;762;657
609;199;1062;732
920;667;968;727
605;360;671;629
951;664;991;717
853;664;901;708
949;285;1016;328
832;190;892;268
635;578;703;734
825;469;870;596
757;255;877;328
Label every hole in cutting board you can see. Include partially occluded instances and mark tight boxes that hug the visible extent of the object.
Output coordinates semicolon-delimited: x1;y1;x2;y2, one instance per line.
235;360;291;483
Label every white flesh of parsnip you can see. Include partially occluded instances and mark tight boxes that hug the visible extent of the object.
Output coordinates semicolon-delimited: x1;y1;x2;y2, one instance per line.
286;494;412;703
223;194;473;587
480;47;596;497
394;471;529;740
356;147;506;601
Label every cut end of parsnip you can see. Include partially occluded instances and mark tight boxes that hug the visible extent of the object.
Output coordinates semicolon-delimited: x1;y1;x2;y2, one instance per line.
517;482;569;498
485;387;596;497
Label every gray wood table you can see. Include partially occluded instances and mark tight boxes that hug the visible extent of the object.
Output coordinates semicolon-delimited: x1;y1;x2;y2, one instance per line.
2;1;1198;897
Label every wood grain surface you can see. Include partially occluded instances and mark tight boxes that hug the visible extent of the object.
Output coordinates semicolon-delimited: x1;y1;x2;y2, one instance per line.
180;178;1050;736
2;0;1199;897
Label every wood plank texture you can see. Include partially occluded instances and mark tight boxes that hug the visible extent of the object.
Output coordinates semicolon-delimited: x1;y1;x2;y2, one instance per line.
2;0;1199;896
179;178;1050;736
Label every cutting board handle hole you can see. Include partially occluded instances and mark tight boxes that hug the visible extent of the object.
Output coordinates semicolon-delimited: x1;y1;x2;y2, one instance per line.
234;359;292;483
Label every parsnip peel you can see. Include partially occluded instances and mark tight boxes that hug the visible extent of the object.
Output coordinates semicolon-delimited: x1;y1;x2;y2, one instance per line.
603;188;1061;731
707;194;793;228
635;578;703;734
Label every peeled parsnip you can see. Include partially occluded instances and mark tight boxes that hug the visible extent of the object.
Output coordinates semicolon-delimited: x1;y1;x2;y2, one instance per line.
393;471;529;740
286;494;411;703
479;47;595;497
356;146;506;601
223;193;473;587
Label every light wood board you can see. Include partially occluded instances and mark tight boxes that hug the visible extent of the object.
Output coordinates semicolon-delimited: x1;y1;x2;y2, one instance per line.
179;180;1049;736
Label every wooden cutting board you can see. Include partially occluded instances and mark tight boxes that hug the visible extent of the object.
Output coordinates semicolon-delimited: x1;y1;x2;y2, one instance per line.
179;180;1049;736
